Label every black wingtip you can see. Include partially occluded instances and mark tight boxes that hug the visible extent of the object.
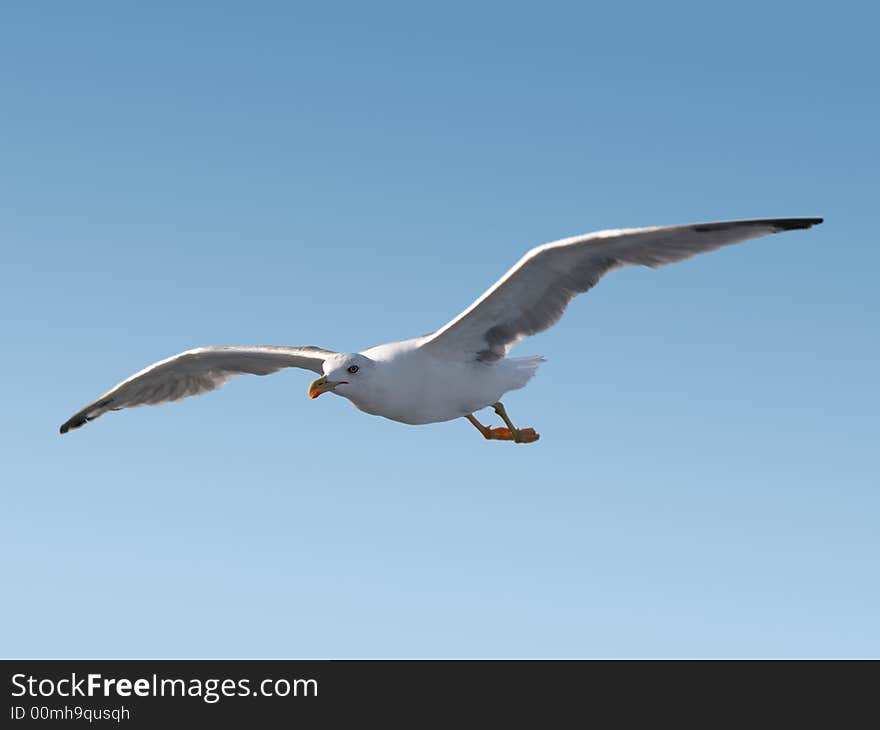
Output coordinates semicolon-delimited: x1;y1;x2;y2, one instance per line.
59;415;85;434
773;217;823;231
60;397;112;435
692;217;824;235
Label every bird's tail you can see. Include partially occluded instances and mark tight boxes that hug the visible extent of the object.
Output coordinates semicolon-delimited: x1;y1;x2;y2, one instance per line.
501;355;545;391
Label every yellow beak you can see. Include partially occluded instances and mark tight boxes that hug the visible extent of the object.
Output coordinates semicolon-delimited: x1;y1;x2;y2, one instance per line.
308;375;346;399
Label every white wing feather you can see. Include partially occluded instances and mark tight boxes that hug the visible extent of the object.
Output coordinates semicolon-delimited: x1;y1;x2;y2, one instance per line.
422;218;823;362
60;345;335;433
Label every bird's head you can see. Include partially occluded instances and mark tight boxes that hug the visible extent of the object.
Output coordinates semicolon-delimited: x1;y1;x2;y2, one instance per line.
308;353;373;401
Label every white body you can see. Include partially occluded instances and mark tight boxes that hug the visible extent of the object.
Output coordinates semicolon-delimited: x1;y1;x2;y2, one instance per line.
343;339;542;425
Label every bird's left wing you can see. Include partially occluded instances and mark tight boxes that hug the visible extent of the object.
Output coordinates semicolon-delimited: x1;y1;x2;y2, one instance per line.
60;345;335;433
421;218;823;363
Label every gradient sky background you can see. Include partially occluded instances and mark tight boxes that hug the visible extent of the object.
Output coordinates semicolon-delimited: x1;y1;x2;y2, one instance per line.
3;2;878;658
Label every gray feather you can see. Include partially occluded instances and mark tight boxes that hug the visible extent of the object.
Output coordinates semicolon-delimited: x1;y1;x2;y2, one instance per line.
60;345;336;433
424;218;823;363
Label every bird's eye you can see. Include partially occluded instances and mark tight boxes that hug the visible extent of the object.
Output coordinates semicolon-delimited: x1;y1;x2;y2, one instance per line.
347;365;359;374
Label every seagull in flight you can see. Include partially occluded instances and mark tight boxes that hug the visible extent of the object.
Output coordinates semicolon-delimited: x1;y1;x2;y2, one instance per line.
60;217;822;443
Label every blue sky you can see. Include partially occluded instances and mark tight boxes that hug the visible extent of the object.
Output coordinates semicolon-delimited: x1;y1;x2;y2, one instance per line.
3;1;878;657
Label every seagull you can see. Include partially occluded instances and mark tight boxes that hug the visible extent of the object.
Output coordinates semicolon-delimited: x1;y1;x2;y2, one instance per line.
60;217;822;443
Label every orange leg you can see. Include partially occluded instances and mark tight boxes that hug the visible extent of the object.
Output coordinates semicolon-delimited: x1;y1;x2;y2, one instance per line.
465;404;540;444
493;402;539;444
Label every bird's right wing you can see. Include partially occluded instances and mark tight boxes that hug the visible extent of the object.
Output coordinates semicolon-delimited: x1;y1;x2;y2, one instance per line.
421;218;823;363
60;345;335;433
